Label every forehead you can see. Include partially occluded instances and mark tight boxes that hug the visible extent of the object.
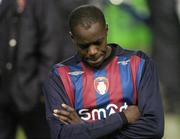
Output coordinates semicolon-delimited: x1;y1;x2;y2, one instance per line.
72;22;106;44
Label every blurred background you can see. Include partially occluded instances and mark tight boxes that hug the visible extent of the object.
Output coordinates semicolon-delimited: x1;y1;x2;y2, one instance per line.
0;0;180;139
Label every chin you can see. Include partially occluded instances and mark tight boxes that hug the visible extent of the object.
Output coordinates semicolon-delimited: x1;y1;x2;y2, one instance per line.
91;62;103;68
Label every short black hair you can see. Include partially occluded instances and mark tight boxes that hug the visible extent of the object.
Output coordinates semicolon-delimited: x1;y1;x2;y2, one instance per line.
69;5;106;34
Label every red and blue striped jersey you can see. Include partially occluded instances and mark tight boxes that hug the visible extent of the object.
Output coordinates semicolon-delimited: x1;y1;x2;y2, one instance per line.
43;44;164;139
57;52;145;122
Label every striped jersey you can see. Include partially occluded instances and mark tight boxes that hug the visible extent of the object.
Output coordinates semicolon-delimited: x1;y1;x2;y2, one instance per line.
43;44;164;139
56;47;145;122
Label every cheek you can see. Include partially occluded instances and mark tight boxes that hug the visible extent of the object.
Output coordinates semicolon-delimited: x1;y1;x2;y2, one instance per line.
99;45;107;53
99;41;107;51
78;49;88;57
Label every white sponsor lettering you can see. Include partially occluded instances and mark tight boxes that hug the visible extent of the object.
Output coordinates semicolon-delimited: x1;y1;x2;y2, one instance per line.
119;102;128;111
106;103;118;115
92;108;106;120
78;102;128;121
78;109;91;121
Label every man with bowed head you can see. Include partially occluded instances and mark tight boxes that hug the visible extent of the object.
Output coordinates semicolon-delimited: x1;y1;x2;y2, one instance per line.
43;5;164;139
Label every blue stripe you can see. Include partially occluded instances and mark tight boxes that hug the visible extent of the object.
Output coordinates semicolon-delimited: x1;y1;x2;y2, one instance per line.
94;68;110;119
69;64;83;110
136;58;145;90
52;68;59;76
94;69;110;106
118;56;134;105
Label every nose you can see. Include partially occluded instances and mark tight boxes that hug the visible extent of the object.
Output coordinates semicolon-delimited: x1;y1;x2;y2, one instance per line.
88;45;98;56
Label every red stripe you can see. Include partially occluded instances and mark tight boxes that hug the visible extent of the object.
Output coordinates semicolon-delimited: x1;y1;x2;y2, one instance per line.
130;56;140;104
106;57;123;110
81;63;96;109
57;66;74;107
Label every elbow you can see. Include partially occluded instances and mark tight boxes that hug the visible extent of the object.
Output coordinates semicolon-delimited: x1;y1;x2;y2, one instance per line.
149;110;164;138
156;116;164;138
153;127;164;138
152;121;164;138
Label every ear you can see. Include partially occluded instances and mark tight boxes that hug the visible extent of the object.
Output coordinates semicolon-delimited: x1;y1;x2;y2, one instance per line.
69;31;76;44
69;31;78;47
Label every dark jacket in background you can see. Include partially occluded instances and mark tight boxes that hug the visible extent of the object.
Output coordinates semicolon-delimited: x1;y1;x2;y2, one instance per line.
148;0;180;113
0;0;21;107
0;0;90;138
13;0;90;112
0;0;62;112
0;0;63;138
11;0;63;112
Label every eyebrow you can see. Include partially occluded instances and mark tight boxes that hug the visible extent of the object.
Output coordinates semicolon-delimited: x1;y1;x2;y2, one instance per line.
78;36;105;46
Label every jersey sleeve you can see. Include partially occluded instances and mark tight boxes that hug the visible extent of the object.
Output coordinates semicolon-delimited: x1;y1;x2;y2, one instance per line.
117;52;164;139
42;67;127;139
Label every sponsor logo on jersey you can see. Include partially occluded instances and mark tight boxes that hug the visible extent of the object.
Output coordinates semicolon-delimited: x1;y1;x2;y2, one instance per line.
68;71;84;76
94;77;109;95
78;102;128;121
118;59;130;65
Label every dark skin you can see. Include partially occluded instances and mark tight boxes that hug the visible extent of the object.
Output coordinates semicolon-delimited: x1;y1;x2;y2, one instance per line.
53;22;140;125
70;22;111;68
53;104;83;125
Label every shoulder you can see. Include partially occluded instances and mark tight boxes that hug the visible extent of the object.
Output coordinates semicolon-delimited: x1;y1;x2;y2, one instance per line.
110;43;151;60
49;53;81;74
56;53;81;67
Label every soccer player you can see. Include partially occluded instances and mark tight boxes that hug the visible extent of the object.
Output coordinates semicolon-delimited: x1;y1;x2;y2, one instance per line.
43;5;164;139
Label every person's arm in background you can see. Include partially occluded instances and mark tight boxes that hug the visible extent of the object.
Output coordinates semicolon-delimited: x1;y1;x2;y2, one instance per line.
17;0;62;111
43;67;140;139
117;52;164;139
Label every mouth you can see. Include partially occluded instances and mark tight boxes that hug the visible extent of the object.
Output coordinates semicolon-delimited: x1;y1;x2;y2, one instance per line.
86;55;104;66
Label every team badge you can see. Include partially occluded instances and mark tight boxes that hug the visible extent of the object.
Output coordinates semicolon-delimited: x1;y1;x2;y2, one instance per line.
94;77;109;95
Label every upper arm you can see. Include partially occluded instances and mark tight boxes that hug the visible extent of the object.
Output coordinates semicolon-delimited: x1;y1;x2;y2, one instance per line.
119;55;164;138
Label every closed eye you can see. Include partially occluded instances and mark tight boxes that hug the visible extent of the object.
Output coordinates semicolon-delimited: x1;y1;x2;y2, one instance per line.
79;44;89;49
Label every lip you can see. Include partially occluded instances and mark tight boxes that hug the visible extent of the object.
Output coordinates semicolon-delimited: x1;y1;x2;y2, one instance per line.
87;55;104;66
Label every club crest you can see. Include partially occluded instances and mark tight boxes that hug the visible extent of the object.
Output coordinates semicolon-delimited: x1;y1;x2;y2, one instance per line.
94;77;109;95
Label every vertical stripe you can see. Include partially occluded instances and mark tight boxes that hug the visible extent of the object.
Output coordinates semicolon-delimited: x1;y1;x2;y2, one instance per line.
106;57;123;111
69;64;84;110
136;59;145;90
81;63;97;109
118;56;134;105
130;55;141;104
94;68;110;119
94;68;110;107
57;66;74;107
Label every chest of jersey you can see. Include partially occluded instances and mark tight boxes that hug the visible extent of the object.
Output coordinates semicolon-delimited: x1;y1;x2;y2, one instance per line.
58;56;144;121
